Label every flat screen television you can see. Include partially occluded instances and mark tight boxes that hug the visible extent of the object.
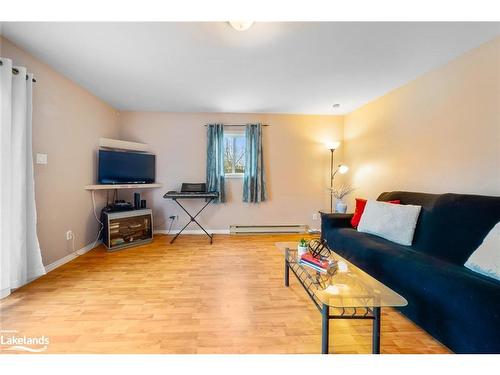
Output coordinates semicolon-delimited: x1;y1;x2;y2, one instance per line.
98;150;155;184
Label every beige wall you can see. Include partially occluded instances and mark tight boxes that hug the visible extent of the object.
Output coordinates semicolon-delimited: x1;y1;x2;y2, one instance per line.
117;112;344;231
1;37;120;266
343;37;500;207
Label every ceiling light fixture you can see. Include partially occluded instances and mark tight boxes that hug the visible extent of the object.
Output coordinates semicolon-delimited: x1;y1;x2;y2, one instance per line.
228;21;254;31
332;104;340;108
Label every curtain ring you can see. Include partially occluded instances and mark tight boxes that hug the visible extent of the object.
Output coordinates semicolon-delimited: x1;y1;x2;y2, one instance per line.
0;60;36;82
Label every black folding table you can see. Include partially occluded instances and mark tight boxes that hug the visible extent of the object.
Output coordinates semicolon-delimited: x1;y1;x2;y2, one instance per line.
163;191;219;244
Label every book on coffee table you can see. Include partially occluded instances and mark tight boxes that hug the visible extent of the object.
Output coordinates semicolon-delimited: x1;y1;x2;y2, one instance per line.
300;253;330;273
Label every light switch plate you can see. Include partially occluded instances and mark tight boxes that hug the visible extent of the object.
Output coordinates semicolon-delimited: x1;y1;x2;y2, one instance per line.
36;153;48;165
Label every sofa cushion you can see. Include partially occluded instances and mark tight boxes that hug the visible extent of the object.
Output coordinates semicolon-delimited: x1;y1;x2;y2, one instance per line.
324;226;415;279
377;191;500;265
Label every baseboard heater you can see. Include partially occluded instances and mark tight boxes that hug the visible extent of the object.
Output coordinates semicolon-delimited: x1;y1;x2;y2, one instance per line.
229;224;308;234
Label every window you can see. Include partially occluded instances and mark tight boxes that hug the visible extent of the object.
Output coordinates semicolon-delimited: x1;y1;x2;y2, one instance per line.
224;132;245;177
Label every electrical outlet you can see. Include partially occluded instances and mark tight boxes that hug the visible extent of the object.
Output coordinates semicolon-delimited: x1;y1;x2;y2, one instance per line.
312;213;319;221
36;153;48;164
66;230;74;240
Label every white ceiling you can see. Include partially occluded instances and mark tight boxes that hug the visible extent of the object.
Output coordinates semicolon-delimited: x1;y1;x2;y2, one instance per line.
1;22;498;114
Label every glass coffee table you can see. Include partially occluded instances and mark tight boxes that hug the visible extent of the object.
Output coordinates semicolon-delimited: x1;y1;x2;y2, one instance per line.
275;242;407;354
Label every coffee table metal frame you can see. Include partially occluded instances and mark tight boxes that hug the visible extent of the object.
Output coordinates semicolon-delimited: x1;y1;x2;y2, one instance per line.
284;247;381;354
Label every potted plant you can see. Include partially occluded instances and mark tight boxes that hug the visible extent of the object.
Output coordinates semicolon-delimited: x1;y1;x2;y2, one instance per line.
297;238;309;257
329;183;355;213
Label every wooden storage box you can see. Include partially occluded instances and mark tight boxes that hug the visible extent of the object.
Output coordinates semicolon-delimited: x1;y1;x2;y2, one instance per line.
103;209;153;251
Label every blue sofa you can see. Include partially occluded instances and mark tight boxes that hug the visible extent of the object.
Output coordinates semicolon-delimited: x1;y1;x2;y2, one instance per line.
321;191;500;354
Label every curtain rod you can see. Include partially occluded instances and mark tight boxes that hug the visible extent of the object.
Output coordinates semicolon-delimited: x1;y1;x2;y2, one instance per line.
0;60;37;83
204;124;269;127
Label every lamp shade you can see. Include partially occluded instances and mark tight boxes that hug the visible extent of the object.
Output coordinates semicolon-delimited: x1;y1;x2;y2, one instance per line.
338;164;349;174
325;141;340;150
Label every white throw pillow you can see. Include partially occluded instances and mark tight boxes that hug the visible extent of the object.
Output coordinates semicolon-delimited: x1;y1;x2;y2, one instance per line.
357;200;421;246
465;222;500;282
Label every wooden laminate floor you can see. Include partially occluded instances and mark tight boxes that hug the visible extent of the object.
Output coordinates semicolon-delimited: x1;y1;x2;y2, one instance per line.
0;234;450;354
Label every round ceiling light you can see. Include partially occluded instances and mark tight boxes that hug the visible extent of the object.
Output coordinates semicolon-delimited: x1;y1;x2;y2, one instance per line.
228;21;254;31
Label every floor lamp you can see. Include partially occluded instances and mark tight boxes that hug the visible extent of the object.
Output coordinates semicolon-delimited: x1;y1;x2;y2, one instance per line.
325;141;349;213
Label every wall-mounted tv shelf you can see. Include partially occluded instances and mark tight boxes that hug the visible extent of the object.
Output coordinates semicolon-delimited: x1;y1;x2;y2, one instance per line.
99;138;149;152
85;183;162;191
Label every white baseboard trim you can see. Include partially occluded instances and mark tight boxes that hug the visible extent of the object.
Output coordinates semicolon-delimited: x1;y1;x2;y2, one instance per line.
44;241;102;274
154;229;230;235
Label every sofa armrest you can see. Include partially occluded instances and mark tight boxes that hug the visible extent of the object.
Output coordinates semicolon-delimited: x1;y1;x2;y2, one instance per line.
320;212;353;231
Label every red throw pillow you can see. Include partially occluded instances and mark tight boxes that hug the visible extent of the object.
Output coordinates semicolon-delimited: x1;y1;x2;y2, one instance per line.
350;198;400;228
351;198;368;228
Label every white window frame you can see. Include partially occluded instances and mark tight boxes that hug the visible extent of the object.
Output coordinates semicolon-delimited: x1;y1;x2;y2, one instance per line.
224;130;245;179
225;172;244;179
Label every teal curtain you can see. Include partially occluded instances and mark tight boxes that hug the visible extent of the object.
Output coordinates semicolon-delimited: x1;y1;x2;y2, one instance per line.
206;124;225;203
243;123;267;203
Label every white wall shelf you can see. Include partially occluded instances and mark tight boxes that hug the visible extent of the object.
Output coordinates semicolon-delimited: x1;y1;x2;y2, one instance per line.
99;138;149;152
85;183;162;191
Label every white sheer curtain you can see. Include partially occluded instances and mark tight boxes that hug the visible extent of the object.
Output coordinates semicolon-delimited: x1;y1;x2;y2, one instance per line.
0;58;45;299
